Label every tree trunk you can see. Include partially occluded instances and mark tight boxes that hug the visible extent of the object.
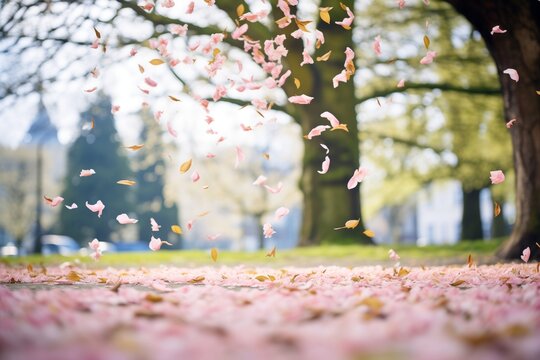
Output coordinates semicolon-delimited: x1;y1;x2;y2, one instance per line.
460;188;484;240
446;0;540;260
281;0;371;246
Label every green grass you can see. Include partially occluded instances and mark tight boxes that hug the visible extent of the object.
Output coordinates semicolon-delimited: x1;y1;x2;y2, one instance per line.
0;239;505;268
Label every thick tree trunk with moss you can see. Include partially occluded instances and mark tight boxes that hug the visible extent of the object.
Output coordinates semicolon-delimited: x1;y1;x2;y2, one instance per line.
446;0;540;260
461;188;484;240
279;0;370;246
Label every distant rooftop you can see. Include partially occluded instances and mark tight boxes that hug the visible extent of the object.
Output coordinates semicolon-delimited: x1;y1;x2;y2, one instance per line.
24;98;59;146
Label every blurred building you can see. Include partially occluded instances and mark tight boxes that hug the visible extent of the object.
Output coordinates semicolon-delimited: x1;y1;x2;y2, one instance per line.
368;180;514;245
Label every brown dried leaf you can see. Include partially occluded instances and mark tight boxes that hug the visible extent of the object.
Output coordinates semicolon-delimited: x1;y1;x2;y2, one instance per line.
255;275;268;282
210;247;218;262
236;4;245;17
93;27;101;39
188;276;205;283
467;254;474;268
450;279;467;287
339;2;348;11
397;267;410;277
144;293;163;303
363;229;375;238
179;159;192;173
149;58;165;65
66;271;83;282
138;64;145;73
266;246;276;257
168;95;181;102
316;50;332;62
117;180;136;186
319;7;332;24
295;18;312;32
171;225;183;234
494;202;501;217
126;144;144;151
423;35;430;49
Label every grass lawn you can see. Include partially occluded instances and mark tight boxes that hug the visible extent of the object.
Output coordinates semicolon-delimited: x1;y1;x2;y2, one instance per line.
1;238;505;268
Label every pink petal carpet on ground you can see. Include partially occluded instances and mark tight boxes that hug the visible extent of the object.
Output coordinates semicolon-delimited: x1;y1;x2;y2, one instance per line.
1;263;539;360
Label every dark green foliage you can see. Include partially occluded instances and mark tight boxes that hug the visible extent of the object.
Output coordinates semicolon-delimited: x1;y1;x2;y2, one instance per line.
58;96;134;245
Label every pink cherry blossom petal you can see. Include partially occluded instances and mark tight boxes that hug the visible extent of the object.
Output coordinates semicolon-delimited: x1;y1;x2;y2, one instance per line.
65;203;78;210
307;125;330;139
373;35;382;56
235;146;245;168
264;182;283;194
288;95;314;105
253;175;267;186
116;213;138;224
263;223;276;238
48;196;64;207
274;207;290;220
150;218;161;232
506;118;517;128
503;68;519;82
85;200;105;218
521;247;530;263
191;170;200;182
397;79;405;88
490;25;507;35
79;169;95;177
318;156;330;174
347;167;368;189
490;170;505;184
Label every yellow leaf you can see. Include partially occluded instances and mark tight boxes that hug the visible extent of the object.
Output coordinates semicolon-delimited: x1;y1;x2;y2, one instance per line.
316;50;332;62
117;179;136;186
126;144;144;151
168;95;181;102
266;246;276;257
236;4;245;17
171;225;183;234
467;254;474;268
93;27;101;39
330;124;349;132
188;276;205;283
138;64;145;73
179;159;192;173
319;7;332;24
423;35;430;49
197;211;210;218
210;247;218;262
267;274;276;281
145;293;163;303
275;16;291;28
27;264;34;273
295;18;312;32
363;229;375;238
397;267;410;277
334;219;360;230
358;296;384;311
263;153;270;160
149;58;165;65
536;90;540;95
255;275;268;282
294;77;301;89
494;202;501;217
66;271;83;282
339;2;348;11
450;279;467;287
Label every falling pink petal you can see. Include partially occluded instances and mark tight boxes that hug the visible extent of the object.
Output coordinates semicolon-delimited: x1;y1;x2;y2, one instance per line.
320;111;340;128
307;125;330;139
335;5;354;28
111;105;120;114
397;79;405;88
373;35;382;56
420;51;437;65
232;24;248;40
235;146;245;168
90;67;100;78
90;39;99;49
206;153;216;159
162;0;175;8
388;249;400;261
47;196;64;207
191;170;200;182
207;234;221;241
79;169;95;177
397;0;406;9
301;50;314;66
347;167;368;189
86;200;105;218
84;87;97;93
288;95;314;105
265;182;283;194
503;68;519;82
490;170;505;184
129;48;138;56
332;70;348;88
149;236;172;251
186;1;194;13
144;77;158;87
263;223;276;238
187;219;195;231
506;118;517;128
275;207;290;220
150;218;161;232
89;239;100;251
521;247;531;263
318;156;330;174
321;144;330;154
116;213;138;224
65;203;78;210
90;249;102;260
253;175;267;186
490;25;507;35
167;120;178;138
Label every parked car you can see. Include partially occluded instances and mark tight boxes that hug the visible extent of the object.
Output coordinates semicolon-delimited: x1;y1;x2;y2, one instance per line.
41;235;80;256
